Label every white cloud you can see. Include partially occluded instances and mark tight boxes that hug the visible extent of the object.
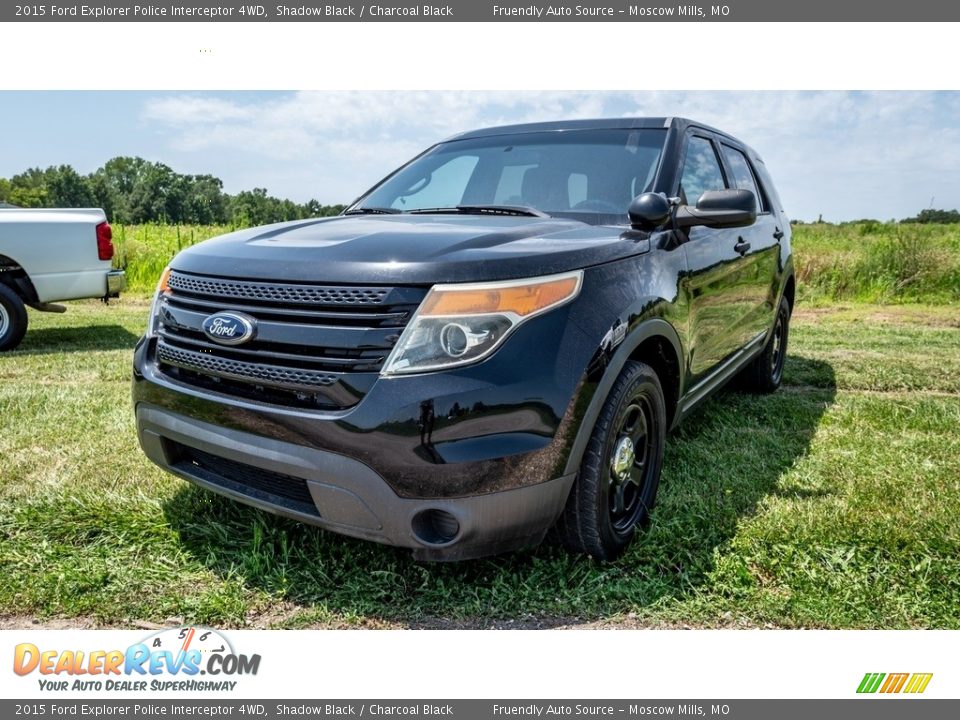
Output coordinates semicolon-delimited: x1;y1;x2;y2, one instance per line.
141;91;960;220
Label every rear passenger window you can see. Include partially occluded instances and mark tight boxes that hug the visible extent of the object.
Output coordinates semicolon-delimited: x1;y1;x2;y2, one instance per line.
721;145;765;212
680;136;726;205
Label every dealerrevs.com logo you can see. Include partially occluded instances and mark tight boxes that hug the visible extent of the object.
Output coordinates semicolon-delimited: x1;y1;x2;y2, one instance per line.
13;627;261;692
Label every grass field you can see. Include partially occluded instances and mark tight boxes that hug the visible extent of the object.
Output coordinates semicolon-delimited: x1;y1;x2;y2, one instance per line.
1;299;958;629
111;222;960;303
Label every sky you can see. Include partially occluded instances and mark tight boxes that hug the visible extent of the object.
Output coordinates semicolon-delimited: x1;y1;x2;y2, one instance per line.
1;90;958;222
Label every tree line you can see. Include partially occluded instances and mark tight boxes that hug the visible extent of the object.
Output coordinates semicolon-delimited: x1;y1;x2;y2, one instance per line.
3;159;957;227
0;157;346;226
901;208;960;224
792;208;960;225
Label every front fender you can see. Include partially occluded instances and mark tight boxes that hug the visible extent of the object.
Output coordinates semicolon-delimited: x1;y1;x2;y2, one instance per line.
560;317;684;478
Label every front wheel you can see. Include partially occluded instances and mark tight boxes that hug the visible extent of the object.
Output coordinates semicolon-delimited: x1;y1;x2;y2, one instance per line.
0;284;28;352
556;360;666;560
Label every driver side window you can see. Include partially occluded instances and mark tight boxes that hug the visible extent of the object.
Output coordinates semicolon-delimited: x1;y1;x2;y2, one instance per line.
679;136;727;206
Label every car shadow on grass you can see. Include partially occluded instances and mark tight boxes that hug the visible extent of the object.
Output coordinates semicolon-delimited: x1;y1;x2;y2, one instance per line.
162;355;836;628
13;325;140;354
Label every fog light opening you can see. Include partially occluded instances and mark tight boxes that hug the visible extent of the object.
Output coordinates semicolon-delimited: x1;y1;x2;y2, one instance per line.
412;509;461;545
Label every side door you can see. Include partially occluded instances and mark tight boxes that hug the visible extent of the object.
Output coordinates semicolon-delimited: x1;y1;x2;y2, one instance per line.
718;143;782;346
677;133;754;383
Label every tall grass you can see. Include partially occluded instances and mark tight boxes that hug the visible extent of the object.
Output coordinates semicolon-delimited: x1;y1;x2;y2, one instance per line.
112;221;960;304
112;224;234;292
794;222;960;303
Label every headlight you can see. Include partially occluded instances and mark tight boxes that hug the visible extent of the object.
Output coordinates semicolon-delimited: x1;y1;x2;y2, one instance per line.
146;266;171;338
381;270;582;376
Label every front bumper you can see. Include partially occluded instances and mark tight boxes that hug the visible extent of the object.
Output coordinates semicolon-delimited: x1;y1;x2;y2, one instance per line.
137;403;574;560
132;298;593;559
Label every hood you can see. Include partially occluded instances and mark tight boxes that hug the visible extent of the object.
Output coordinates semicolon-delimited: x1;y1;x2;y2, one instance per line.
171;214;649;284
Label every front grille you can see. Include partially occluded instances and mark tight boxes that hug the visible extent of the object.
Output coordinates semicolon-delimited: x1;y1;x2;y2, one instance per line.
176;445;319;517
167;273;390;306
154;270;427;408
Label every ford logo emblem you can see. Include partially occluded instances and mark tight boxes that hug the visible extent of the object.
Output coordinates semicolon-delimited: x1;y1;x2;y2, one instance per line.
202;312;257;346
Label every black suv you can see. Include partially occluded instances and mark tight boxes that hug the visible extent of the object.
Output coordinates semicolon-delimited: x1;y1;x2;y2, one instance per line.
133;118;794;561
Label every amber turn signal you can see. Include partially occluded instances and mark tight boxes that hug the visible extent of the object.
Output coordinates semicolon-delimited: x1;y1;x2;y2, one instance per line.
420;272;581;318
157;266;172;294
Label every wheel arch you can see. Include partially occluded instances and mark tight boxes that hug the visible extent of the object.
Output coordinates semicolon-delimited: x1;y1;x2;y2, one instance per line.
562;318;684;478
0;254;39;303
782;272;796;312
629;333;681;430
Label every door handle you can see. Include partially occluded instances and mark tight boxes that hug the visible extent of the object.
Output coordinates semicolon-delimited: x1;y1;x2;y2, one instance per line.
734;238;751;255
773;226;785;240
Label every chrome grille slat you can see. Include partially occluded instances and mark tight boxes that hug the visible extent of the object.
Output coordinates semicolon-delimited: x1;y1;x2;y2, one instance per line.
162;293;409;324
157;328;386;369
159;300;400;353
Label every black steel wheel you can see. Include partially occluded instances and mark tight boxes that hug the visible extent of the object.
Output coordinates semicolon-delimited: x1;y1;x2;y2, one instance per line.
556;360;666;560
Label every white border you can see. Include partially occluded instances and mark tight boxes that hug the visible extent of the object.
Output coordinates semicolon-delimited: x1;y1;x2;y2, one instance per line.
0;22;957;90
1;14;956;706
4;629;955;699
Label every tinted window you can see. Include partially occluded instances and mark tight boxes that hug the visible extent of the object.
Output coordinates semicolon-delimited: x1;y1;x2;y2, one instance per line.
358;129;667;224
389;155;479;210
567;173;588;207
751;157;782;213
492;163;536;205
680;136;726;205
721;145;764;212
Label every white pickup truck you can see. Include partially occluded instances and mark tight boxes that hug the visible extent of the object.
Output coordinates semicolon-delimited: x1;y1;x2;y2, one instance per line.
0;208;126;350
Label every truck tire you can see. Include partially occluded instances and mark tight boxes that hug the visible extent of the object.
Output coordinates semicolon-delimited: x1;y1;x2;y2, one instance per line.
0;284;28;352
556;360;666;560
738;296;791;394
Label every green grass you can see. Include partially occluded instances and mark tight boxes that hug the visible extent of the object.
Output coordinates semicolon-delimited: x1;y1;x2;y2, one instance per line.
1;300;958;628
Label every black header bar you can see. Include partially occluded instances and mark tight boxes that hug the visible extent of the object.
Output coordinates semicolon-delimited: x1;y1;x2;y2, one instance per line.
4;0;960;22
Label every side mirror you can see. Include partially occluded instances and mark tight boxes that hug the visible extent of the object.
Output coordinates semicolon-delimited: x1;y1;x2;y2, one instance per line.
627;192;672;231
676;189;757;229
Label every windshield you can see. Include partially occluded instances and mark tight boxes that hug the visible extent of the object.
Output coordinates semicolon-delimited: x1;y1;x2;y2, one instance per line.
353;128;667;225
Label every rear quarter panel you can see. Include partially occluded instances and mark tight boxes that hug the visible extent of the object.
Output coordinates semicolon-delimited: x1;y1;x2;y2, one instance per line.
0;208;111;302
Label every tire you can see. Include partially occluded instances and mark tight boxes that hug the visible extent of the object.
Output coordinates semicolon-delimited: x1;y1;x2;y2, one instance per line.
739;296;791;394
556;360;666;560
0;284;28;352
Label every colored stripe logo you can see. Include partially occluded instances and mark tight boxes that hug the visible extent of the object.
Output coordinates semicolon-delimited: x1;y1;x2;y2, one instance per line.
857;672;933;694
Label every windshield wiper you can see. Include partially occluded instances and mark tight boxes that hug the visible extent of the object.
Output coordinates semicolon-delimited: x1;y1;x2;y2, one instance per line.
409;205;550;218
343;206;402;215
458;204;550;218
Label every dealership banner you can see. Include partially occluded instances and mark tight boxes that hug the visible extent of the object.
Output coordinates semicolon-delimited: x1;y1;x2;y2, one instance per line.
2;630;956;700
4;0;960;22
